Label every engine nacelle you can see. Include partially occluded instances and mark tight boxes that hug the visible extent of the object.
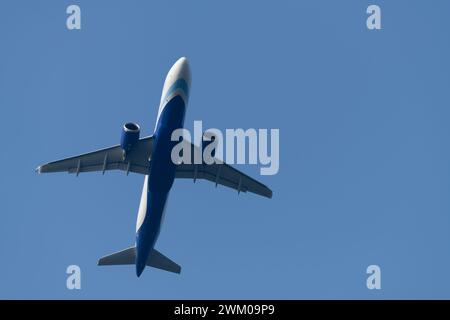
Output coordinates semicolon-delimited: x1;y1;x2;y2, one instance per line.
120;122;140;155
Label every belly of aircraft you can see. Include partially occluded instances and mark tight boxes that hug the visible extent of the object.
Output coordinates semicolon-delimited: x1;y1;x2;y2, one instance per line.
135;95;186;266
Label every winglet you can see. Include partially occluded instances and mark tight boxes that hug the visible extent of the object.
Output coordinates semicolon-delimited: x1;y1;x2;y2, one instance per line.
35;166;42;174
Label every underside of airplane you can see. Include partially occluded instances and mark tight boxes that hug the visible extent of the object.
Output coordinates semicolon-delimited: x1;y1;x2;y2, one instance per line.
37;57;272;276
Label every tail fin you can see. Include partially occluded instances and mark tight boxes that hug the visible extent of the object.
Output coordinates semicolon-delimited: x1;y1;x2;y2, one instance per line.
98;247;181;274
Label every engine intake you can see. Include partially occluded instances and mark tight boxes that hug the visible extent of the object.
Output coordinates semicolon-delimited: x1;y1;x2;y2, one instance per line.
121;122;140;155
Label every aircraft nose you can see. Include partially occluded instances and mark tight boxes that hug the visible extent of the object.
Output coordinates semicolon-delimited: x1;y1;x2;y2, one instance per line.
177;56;188;69
177;56;187;65
176;57;191;86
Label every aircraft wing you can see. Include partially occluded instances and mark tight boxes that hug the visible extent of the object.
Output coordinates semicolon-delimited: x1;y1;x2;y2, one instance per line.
175;142;273;199
37;136;153;175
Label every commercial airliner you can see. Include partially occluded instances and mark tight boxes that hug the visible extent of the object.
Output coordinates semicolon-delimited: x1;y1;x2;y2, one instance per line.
37;57;272;277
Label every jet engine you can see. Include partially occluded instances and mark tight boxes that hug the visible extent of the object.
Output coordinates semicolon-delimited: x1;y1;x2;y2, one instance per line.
120;122;140;157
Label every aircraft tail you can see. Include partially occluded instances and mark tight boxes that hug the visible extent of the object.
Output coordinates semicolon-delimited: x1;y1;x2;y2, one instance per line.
98;246;181;274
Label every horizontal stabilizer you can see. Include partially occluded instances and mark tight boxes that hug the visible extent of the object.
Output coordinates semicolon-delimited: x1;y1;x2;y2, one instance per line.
98;247;181;274
98;247;136;265
148;248;181;274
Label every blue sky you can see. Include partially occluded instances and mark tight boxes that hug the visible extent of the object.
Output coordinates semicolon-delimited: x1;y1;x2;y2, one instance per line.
1;0;450;299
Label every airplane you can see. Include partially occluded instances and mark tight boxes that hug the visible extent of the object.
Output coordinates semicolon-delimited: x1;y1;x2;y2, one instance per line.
36;57;272;277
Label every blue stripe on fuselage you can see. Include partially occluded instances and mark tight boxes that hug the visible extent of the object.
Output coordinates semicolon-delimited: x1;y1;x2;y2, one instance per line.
135;95;186;276
164;78;189;102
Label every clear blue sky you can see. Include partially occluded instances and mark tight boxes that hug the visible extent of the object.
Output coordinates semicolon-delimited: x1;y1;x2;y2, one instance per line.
1;0;450;299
